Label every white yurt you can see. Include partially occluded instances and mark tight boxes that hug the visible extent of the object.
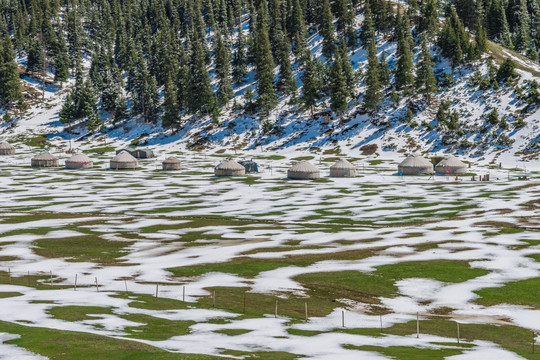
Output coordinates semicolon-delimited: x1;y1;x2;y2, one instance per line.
214;159;246;176
162;156;182;171
397;155;433;175
31;152;59;167
287;160;320;180
110;150;138;170
65;153;94;169
0;141;15;155
435;155;467;175
329;158;356;177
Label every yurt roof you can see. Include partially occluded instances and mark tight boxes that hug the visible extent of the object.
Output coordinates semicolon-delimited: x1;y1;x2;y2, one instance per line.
216;159;244;170
330;158;355;170
66;153;93;164
32;152;58;161
112;150;137;163
399;154;432;167
289;160;319;173
437;155;466;168
163;156;181;164
0;141;14;150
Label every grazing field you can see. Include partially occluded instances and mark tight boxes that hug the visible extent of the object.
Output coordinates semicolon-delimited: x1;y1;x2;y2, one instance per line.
0;150;539;359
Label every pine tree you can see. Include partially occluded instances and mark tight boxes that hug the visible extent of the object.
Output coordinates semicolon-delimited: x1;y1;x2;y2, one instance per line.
215;29;234;105
301;53;320;114
27;38;44;74
330;47;348;115
378;50;390;88
276;35;296;94
476;21;488;54
53;28;69;86
320;0;336;58
0;34;23;108
416;33;437;96
291;0;307;57
360;2;375;48
254;1;278;113
338;40;355;95
364;35;382;111
232;22;248;84
188;40;214;114
418;0;438;37
394;14;414;91
513;0;531;51
162;76;180;128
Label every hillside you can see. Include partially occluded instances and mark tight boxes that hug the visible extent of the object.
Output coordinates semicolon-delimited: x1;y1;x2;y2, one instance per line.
0;0;539;167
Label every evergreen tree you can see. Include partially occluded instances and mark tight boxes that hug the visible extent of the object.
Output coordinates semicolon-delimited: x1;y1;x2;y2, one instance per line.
513;0;531;51
301;53;320;114
188;40;214;114
232;22;248;84
276;35;296;94
476;21;488;54
215;29;234;105
53;28;69;85
254;1;278;113
378;50;390;88
360;2;375;48
162;76;180;128
418;0;438;37
364;35;382;111
0;34;23;108
394;14;414;91
338;40;355;95
291;0;307;57
416;33;437;96
330;47;348;115
27;38;44;74
320;0;336;58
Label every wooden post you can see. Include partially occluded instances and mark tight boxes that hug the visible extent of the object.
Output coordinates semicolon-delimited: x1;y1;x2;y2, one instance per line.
416;312;420;338
183;286;185;302
457;322;460;344
8;268;10;283
49;270;53;287
95;277;99;292
155;283;159;298
243;292;246;314
380;314;383;332
124;280;128;294
533;332;536;353
305;302;308;322
342;310;345;328
275;300;278;318
27;270;30;285
74;274;77;291
212;290;215;307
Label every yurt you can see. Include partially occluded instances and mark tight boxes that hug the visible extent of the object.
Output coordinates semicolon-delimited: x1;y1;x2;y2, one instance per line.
110;150;138;170
238;160;259;173
162;156;182;171
31;152;59;167
65;153;93;169
215;158;246;176
288;160;320;180
0;141;15;155
330;158;356;177
132;149;155;159
397;155;434;175
435;155;467;175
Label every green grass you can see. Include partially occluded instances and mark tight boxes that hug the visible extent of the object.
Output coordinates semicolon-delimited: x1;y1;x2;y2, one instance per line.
169;248;377;278
33;235;134;266
383;319;540;359
0;321;220;360
47;306;114;322
295;261;489;311
121;313;195;341
291;156;315;161
115;293;191;311
0;292;23;298
344;345;463;359
213;328;252;336
86;146;116;153
475;277;540;309
219;349;299;359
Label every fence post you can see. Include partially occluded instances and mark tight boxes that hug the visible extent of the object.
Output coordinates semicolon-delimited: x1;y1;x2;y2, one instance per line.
305;302;308;322
380;314;383;332
155;283;159;298
183;286;185;302
212;289;215;307
74;274;77;291
416;312;419;338
243;292;246;314
124;280;128;294
275;300;278;318
95;277;99;292
457;322;460;344
342;310;345;328
49;270;53;287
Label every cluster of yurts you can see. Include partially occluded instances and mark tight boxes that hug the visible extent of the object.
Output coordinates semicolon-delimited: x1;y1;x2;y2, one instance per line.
0;141;468;178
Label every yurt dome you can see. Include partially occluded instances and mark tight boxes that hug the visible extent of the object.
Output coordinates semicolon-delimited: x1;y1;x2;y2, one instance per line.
65;153;93;169
0;141;15;155
215;158;246;176
31;152;59;167
162;156;182;171
397;155;433;175
287;160;320;180
110;150;138;170
435;155;467;175
330;158;356;177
